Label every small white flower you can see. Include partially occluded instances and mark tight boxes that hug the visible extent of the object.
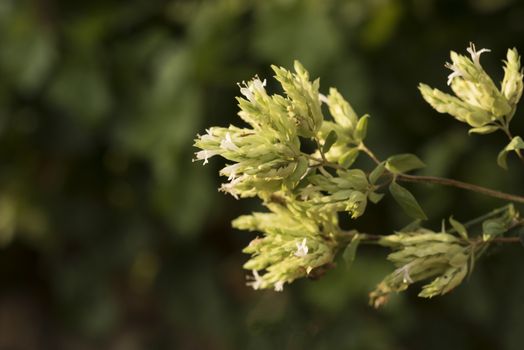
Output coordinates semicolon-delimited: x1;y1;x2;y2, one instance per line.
274;281;285;292
195;149;219;165
466;42;490;68
247;270;263;290
295;238;309;257
238;78;267;102
253;77;267;90
198;129;215;143
220;175;244;199
395;264;413;284
445;62;463;86
221;163;241;181
239;82;254;101
220;132;240;151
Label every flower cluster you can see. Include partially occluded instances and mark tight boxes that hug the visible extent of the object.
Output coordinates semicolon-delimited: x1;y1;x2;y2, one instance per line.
195;50;523;304
370;229;470;308
272;62;323;138
194;124;303;199
298;170;371;220
194;75;303;200
194;61;370;291
370;205;519;307
419;43;523;135
233;203;338;291
316;88;370;164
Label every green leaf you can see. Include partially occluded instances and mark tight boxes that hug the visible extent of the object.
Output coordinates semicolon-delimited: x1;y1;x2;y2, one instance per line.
419;265;467;298
354;114;369;142
288;156;309;182
327;87;358;129
369;161;386;184
340;169;369;190
322;130;338;153
368;191;384;204
389;181;427;220
449;216;468;240
342;234;361;269
331;189;354;201
468;125;499;135
385;154;426;174
497;136;524;169
338;148;359;168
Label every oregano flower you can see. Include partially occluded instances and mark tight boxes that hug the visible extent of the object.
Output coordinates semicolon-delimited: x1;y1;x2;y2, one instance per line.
195;50;524;304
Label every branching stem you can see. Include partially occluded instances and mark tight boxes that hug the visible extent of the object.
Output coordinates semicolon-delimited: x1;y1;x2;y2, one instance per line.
339;143;524;204
306;154;345;171
459;204;513;229
358;143;381;165
339;226;524;245
397;174;524;204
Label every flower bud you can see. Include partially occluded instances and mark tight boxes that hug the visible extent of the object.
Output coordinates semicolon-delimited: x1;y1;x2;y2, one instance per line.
272;61;323;138
420;43;518;132
370;228;471;306
501;48;523;109
233;204;337;292
419;84;491;127
447;44;511;119
326;88;358;131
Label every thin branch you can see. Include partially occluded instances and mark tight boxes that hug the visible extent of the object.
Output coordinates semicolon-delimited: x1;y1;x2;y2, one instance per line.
314;137;328;162
361;141;524;204
509;218;524;232
306;139;524;204
490;236;521;243
305;154;345;171
358;143;380;165
337;230;382;244
339;227;524;246
460;205;513;229
315;143;524;204
397;174;524;204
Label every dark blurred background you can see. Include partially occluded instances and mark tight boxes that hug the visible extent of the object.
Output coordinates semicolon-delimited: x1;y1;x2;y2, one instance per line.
1;0;524;349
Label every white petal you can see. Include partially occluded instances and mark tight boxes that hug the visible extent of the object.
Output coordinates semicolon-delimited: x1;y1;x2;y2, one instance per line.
295;238;309;257
196;150;219;165
247;270;263;290
220;132;240;151
445;62;463;86
467;43;491;67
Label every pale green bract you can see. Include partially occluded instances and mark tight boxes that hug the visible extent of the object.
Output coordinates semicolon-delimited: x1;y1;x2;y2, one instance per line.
194;50;523;305
419;43;514;127
194;61;371;292
370;228;469;308
419;43;524;168
370;205;519;307
233;202;338;291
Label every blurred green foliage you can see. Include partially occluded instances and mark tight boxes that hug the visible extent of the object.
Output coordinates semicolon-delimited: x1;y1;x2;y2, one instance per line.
0;0;523;349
